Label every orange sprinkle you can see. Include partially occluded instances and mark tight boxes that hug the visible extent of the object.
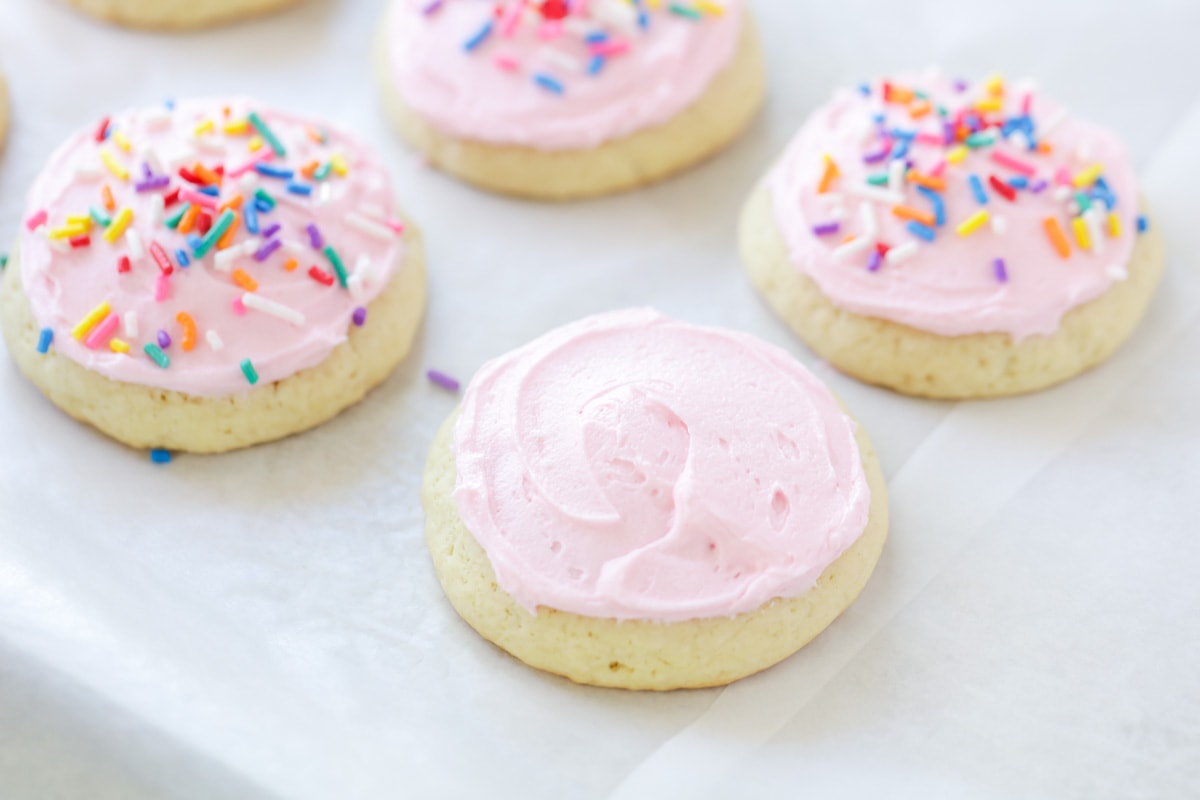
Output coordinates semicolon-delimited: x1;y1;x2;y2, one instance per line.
956;123;971;142
217;212;241;249
176;312;198;352
1043;217;1071;259
817;155;840;194
888;85;914;104
223;105;231;118
892;205;936;227
101;184;116;213
193;163;222;186
231;268;258;292
909;99;932;118
305;126;325;144
218;193;244;213
284;258;299;272
1037;141;1054;154
178;204;201;235
907;172;946;191
300;160;320;179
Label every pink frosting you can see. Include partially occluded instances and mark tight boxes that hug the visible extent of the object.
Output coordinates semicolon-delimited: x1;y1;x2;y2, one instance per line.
452;309;872;623
20;98;406;397
386;0;744;151
768;70;1141;340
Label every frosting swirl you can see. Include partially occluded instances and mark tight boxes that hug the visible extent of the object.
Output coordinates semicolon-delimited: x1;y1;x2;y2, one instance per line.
20;98;406;397
452;309;872;622
768;70;1141;340
386;0;744;151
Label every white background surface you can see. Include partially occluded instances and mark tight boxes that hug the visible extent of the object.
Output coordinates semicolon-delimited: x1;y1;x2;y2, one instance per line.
1;1;1198;798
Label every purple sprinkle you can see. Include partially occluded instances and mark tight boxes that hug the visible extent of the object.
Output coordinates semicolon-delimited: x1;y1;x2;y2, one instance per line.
427;369;460;393
863;148;889;165
306;222;324;250
867;250;882;272
352;306;367;326
993;258;1008;283
261;222;281;239
1029;178;1049;194
942;121;956;146
134;175;171;193
812;221;841;236
422;0;444;15
953;79;968;93
253;238;282;262
157;330;171;349
142;162;154;179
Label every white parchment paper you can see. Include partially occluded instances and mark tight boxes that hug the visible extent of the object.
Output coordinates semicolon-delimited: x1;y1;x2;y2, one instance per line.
0;1;1197;798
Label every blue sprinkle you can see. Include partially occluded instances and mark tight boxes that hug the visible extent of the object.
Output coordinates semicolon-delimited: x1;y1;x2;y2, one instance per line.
245;200;260;234
196;185;220;197
907;221;936;242
36;328;53;354
872;112;886;125
1008;176;1029;189
968;174;988;205
638;9;649;28
150;449;172;464
175;248;191;268
164;98;176;110
254;198;273;214
463;19;493;51
585;32;608;43
533;73;565;95
1137;215;1149;233
915;185;945;226
858;83;871;97
186;234;203;250
255;164;294;180
891;138;911;160
588;55;605;75
286;182;313;196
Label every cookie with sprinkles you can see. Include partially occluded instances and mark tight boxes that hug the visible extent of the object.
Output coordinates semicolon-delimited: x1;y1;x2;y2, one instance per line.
377;0;765;200
1;98;426;453
740;70;1165;399
63;0;300;30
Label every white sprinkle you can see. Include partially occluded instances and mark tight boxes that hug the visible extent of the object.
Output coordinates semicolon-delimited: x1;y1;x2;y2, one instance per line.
991;215;1008;236
125;229;145;261
75;162;104;182
241;238;261;256
1075;141;1092;163
149;194;165;226
1066;200;1080;216
1106;265;1128;282
345;212;396;241
1040;108;1069;138
239;173;257;193
123;311;138;338
860;202;879;242
241;293;305;326
214;248;240;273
886;241;920;265
144;109;173;130
1011;130;1034;152
832;237;873;263
1053;186;1073;203
846;185;904;206
1086;207;1106;255
317;184;333;206
888;158;907;193
816;193;844;208
353;253;375;287
206;330;224;351
139;146;164;176
47;233;70;253
828;205;847;222
191;134;224;154
541;49;583;73
358;201;386;218
591;0;638;33
282;239;307;258
347;273;365;301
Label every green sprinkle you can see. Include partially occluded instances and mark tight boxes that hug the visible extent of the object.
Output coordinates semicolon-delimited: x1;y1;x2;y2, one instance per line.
313;162;332;182
1;254;8;270
867;173;890;186
254;188;276;210
193;209;235;259
914;89;929;100
668;3;701;19
248;111;286;157
89;206;112;227
937;104;950;118
144;343;170;369
1074;192;1092;213
165;203;190;229
323;244;348;288
965;130;996;149
240;358;259;385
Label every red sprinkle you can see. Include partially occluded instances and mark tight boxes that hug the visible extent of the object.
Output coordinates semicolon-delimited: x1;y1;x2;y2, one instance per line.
118;255;132;273
163;187;182;208
94;117;111;142
989;175;1017;202
69;234;91;249
308;266;335;286
149;241;174;275
875;242;891;257
178;167;204;185
196;212;213;235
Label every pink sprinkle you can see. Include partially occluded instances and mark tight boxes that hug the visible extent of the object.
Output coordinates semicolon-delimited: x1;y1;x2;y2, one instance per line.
991;150;1037;177
25;209;48;231
228;149;274;178
1021;92;1034;115
386;220;406;234
928;160;947;178
590;39;630;57
915;133;945;147
1054;166;1073;186
500;0;526;36
494;54;521;72
179;189;218;210
83;314;119;349
537;20;562;39
155;273;171;303
231;297;246;316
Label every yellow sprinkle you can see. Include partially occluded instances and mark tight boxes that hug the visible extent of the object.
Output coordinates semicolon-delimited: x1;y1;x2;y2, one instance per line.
985;73;1005;96
194;119;215;136
223;119;250;135
975;98;1003;113
248;135;264;152
330;153;348;176
100;149;129;181
72;302;111;341
49;223;88;239
1072;164;1104;189
956;210;990;237
104;207;134;243
1107;212;1121;238
112;130;133;153
947;145;969;165
695;0;725;13
66;215;94;230
109;338;130;354
1072;217;1092;250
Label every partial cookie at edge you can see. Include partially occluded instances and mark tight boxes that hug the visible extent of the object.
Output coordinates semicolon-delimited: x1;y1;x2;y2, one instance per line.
63;0;300;29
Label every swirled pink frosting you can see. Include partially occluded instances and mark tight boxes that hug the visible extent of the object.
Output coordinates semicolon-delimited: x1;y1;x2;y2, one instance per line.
20;98;406;397
768;70;1141;340
452;309;872;623
386;0;744;151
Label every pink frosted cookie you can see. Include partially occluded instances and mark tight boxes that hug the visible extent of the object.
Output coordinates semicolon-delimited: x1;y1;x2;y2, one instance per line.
1;99;426;453
377;0;766;200
422;309;888;690
741;70;1165;398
